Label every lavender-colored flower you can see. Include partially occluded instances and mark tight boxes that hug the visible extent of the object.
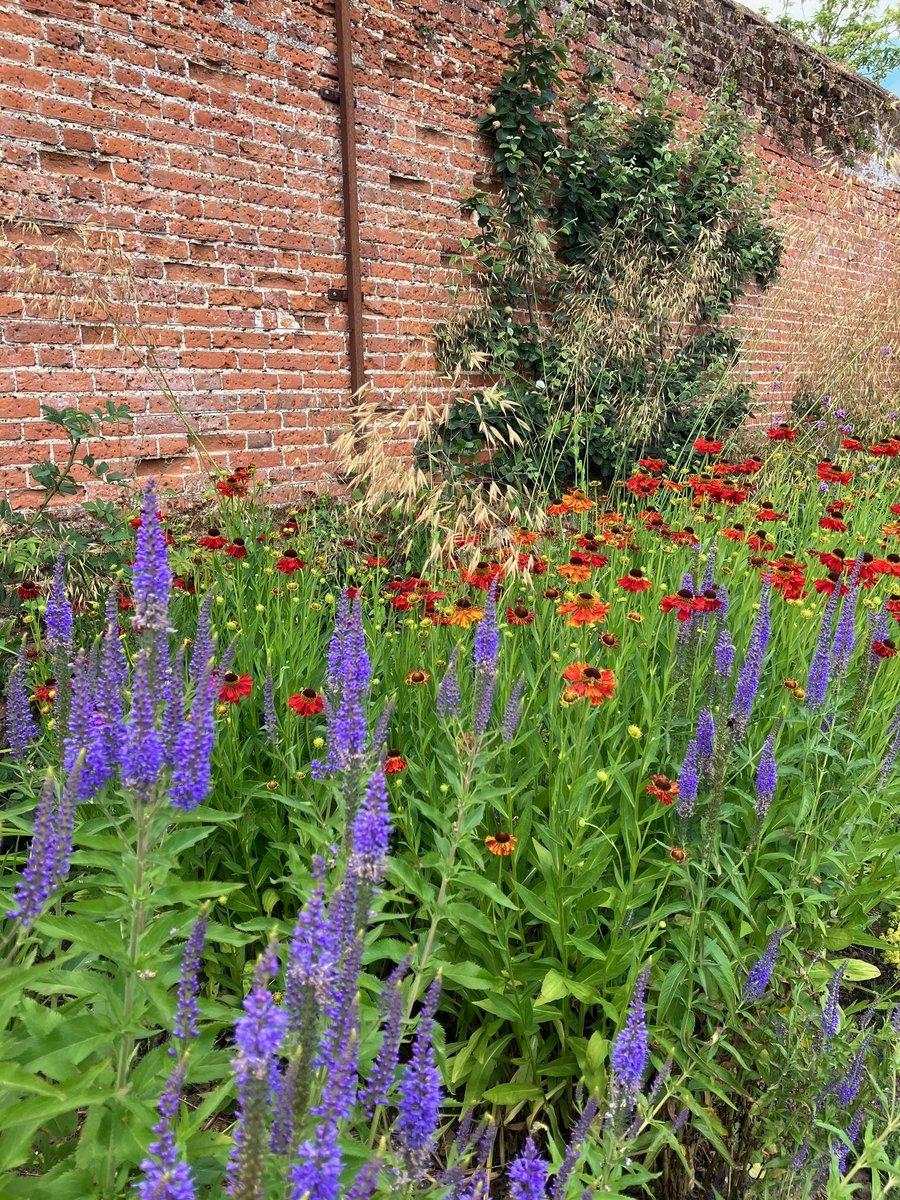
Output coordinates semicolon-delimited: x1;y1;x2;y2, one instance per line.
227;945;289;1199
285;859;338;1018
345;1159;381;1200
549;1096;599;1200
696;707;715;771
288;1120;342;1200
360;957;410;1113
348;769;391;882
263;672;278;745
610;966;651;1106
731;578;771;735
892;1002;900;1036
820;964;845;1046
473;580;499;675
790;1138;810;1171
137;1057;196;1200
676;740;698;819
5;643;38;759
312;593;371;779
831;583;859;676
501;675;526;744
834;1036;871;1107
190;593;214;688
456;1120;496;1200
879;703;900;785
508;1137;549;1195
436;646;463;720
806;579;844;710
173;912;207;1045
673;1106;690;1134
8;764;82;929
168;656;216;812
755;731;777;819
133;481;172;642
743;926;791;1001
163;646;186;768
44;549;73;651
64;652;100;800
93;589;127;782
714;628;734;680
833;1106;864;1174
473;668;498;738
396;978;443;1175
123;648;164;801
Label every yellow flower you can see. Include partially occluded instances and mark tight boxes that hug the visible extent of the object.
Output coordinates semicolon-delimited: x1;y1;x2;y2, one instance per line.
22;614;33;625
800;608;813;619
324;593;335;604
216;703;228;715
628;725;642;739
313;736;325;748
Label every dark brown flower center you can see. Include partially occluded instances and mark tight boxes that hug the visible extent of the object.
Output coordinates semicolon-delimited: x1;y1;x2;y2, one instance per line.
224;672;238;683
302;688;318;700
494;832;511;844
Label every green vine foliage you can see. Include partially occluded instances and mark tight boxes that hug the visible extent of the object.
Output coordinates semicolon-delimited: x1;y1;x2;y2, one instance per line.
422;0;784;493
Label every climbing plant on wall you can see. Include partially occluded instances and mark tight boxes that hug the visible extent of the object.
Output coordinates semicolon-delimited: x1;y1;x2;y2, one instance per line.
421;0;784;492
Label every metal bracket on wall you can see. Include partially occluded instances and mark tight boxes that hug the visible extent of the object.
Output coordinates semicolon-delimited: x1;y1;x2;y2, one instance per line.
327;287;349;303
332;0;366;398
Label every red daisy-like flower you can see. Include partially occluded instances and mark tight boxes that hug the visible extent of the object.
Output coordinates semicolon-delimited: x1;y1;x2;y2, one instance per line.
364;556;388;567
646;774;680;805
873;554;900;577
869;440;900;457
34;679;57;703
694;587;722;614
819;516;848;532
225;538;248;559
637;457;667;472
872;638;897;659
660;590;696;622
755;501;786;522
766;423;797;441
693;437;724;455
817;461;853;486
506;603;535;625
172;575;196;593
888;595;900;619
557;593;611;627
16;580;40;601
385;749;407;774
813;573;849;597
460;561;504;590
276;549;306;574
288;688;324;716
891;504;900;516
219;672;253;703
624;473;661;497
198;528;228;551
841;438;864;451
719;524;747;543
617;568;652;592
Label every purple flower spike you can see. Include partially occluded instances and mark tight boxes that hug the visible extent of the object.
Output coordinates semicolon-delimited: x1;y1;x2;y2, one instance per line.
349;769;392;882
730;578;771;736
226;946;289;1199
834;1036;871;1107
806;579;844;711
696;708;715;771
263;672;278;745
169;655;216;813
755;731;777;819
677;740;698;819
473;580;500;675
44;549;73;652
509;1137;548;1200
550;1096;599;1200
8;763;83;930
820;963;844;1047
173;912;208;1045
396;977;443;1176
610;966;651;1108
137;1058;196;1200
123;648;164;802
360;957;410;1114
501;675;526;744
132;481;172;642
743;926;791;1001
5;643;38;759
437;646;463;720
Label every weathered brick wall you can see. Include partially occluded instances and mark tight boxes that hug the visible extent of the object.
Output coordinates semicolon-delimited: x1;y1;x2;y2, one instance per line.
0;0;898;506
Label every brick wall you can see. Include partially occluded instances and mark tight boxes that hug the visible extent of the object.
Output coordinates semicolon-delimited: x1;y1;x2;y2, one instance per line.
0;0;898;506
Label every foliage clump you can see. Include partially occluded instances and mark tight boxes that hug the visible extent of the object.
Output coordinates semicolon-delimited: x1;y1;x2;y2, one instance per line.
422;0;783;491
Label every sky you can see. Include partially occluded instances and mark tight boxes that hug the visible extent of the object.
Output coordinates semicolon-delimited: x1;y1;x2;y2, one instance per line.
739;0;900;93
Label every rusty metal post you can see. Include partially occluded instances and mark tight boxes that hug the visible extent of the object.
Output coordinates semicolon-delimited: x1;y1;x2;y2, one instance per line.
334;0;366;397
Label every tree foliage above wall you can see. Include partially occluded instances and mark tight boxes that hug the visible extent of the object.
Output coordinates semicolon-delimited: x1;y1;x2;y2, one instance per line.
420;0;784;492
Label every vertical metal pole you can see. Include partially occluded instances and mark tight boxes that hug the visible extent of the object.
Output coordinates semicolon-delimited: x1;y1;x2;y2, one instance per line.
334;0;366;396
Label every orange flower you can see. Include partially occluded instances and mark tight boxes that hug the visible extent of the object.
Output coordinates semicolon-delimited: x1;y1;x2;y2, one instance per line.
617;568;652;593
561;488;594;514
444;598;484;627
646;774;679;805
485;831;518;856
406;669;431;685
557;592;610;627
557;559;593;584
385;750;407;774
561;662;616;705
